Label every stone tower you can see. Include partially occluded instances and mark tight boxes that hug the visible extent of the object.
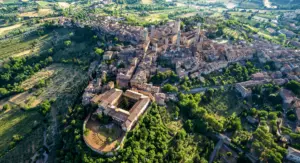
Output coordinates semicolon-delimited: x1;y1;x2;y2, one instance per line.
141;28;149;41
197;23;201;34
173;20;181;34
176;31;181;50
150;25;155;38
195;23;202;45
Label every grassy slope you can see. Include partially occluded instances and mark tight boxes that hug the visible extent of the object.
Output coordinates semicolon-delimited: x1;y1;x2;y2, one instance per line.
0;63;88;158
270;0;300;5
0;108;43;154
0;27;72;60
2;0;18;4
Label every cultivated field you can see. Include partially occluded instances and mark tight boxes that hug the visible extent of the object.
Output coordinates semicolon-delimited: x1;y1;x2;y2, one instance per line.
15;64;87;109
141;0;152;4
36;1;52;8
58;2;70;9
2;0;18;4
0;27;72;60
19;9;54;17
0;108;43;155
0;23;22;35
0;34;48;60
0;63;88;158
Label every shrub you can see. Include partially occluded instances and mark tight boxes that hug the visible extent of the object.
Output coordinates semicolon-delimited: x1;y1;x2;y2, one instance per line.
2;104;11;111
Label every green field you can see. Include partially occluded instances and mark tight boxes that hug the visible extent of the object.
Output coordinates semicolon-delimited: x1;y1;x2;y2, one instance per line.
0;108;43;155
36;1;52;8
0;27;72;60
2;0;18;4
270;0;300;5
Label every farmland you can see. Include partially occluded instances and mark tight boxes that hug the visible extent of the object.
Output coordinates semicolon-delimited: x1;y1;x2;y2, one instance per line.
0;24;22;35
0;63;88;160
141;0;152;4
0;27;73;60
18;9;54;17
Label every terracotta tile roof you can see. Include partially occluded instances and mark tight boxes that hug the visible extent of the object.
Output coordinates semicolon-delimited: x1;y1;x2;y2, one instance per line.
128;98;150;121
124;90;143;100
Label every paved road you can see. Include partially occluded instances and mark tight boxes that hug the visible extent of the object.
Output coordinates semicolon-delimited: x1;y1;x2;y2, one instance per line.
187;84;232;94
209;140;223;163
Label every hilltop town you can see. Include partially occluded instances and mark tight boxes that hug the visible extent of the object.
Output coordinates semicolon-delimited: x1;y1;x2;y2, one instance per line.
63;14;300;162
1;0;300;162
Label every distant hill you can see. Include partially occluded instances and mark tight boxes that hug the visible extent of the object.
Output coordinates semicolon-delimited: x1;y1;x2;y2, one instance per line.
270;0;300;5
269;0;300;9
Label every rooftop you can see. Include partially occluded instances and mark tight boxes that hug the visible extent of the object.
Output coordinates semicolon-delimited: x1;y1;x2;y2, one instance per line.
95;89;150;131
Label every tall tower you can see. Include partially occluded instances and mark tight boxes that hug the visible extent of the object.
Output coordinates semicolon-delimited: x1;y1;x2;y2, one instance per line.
195;23;201;44
197;23;201;34
152;43;158;53
141;27;149;41
173;20;181;34
176;31;181;50
165;38;169;46
150;25;155;38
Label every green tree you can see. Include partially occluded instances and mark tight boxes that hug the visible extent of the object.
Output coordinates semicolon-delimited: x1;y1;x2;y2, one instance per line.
39;100;51;115
3;104;11;111
0;88;9;96
64;40;72;47
286;80;300;95
95;47;104;56
162;84;178;93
